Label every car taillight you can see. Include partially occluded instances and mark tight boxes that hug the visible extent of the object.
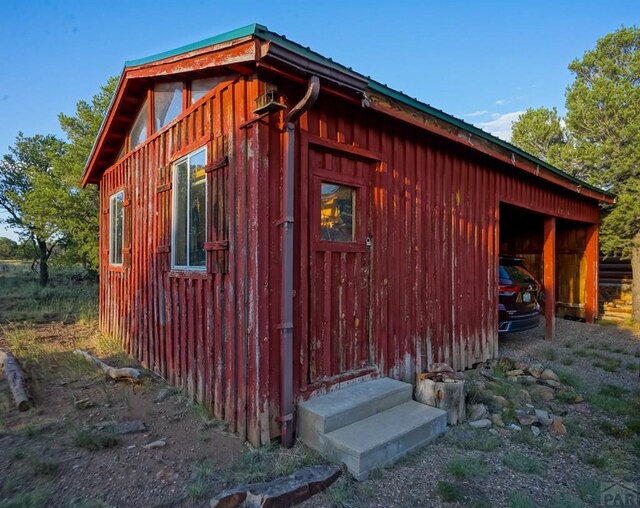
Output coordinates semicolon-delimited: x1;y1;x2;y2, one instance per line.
499;284;519;295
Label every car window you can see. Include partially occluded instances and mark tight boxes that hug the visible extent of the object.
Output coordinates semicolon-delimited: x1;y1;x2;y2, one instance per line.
500;264;536;284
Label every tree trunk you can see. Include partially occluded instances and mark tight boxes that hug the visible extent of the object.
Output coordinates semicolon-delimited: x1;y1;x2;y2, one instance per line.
631;235;640;322
37;239;49;287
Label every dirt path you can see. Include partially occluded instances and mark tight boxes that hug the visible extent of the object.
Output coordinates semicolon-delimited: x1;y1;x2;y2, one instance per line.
0;323;243;507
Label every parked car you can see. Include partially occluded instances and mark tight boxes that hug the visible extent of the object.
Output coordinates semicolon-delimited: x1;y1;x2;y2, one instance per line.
498;257;542;333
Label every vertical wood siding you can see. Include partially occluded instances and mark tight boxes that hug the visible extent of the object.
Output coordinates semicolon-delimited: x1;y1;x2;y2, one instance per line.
292;92;601;397
99;76;271;444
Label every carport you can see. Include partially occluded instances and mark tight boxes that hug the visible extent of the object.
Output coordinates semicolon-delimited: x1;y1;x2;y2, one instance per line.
499;203;599;340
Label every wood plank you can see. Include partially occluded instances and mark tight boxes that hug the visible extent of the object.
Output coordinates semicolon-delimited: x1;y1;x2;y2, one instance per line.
543;217;557;340
585;224;598;323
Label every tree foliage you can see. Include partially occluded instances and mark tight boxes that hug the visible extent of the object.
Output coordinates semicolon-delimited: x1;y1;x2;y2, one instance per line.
56;76;118;271
0;237;18;258
0;133;67;285
565;27;640;191
511;107;566;167
0;76;117;283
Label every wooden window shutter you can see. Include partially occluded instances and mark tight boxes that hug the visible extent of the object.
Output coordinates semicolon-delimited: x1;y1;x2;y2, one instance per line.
204;135;229;274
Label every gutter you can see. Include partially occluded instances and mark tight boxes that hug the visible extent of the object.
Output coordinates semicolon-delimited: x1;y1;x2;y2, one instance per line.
279;76;320;447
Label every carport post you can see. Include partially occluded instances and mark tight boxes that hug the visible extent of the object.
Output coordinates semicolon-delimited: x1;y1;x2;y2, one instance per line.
584;224;599;324
543;217;556;340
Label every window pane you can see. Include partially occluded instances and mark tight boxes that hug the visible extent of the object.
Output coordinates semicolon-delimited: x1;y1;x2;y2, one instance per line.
130;99;148;149
109;191;124;265
320;183;355;242
174;161;189;267
191;77;222;104
155;82;183;130
189;150;206;267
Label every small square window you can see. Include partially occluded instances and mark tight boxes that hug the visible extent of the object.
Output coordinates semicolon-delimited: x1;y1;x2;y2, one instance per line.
109;191;124;265
320;183;355;242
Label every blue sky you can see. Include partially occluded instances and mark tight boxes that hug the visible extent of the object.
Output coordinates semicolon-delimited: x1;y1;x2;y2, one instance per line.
0;0;637;240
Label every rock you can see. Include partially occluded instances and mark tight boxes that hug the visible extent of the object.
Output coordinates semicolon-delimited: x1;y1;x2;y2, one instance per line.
156;465;179;482
515;362;528;370
469;419;492;429
539;417;553;426
517;414;536;426
542;379;562;389
430;363;454;373
570;402;591;415
535;385;555;401
506;369;524;377
518;376;537;385
534;408;548;419
551;419;567;435
143;440;166;449
519;390;532;403
571;394;584;404
210;465;341;508
540;369;560;383
491;414;505;427
531;425;541;437
508;424;522;432
507;376;517;383
492;395;508;407
548;402;568;416
488;428;499;435
113;420;147;435
469;404;489;422
528;368;542;378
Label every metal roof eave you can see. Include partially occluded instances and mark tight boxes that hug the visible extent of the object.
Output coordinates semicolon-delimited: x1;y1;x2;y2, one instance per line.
84;23;615;202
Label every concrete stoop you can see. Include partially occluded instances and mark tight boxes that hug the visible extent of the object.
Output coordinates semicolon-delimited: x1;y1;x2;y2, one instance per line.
297;378;447;480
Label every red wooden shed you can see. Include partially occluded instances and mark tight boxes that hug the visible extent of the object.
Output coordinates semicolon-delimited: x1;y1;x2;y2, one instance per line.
82;24;614;446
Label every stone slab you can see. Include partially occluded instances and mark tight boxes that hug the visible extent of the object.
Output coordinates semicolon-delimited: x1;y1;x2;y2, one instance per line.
324;401;447;480
297;378;411;451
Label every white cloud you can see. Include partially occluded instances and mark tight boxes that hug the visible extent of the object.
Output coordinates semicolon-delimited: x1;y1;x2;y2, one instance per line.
475;111;525;141
495;99;507;105
465;110;488;117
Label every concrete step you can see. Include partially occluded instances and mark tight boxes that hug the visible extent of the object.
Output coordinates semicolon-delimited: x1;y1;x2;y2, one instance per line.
297;378;411;451
324;401;447;480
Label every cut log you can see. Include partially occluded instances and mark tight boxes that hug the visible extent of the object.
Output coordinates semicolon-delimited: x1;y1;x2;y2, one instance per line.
415;377;465;425
0;349;31;411
210;465;341;508
73;350;142;381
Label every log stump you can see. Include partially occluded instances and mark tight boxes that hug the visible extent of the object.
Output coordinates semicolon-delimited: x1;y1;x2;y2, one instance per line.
415;375;465;425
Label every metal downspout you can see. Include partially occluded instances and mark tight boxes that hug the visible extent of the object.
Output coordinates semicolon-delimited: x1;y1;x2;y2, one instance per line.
279;76;320;447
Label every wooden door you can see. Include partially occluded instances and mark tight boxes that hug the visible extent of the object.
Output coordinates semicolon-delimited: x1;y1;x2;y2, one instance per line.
308;147;372;384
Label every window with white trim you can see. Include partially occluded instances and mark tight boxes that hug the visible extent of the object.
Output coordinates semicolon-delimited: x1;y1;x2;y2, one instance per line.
109;191;124;265
172;147;207;269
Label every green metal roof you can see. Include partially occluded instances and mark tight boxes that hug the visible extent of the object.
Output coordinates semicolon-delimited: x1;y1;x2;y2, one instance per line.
115;24;613;199
125;24;265;67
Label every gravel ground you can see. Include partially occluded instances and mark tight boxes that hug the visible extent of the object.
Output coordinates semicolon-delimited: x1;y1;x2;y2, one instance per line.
500;319;640;392
305;319;640;508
